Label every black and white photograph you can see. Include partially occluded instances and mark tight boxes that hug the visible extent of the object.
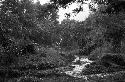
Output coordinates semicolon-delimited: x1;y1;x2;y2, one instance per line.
0;0;125;82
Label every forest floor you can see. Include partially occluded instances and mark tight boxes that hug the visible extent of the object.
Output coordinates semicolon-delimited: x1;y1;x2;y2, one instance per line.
1;47;125;82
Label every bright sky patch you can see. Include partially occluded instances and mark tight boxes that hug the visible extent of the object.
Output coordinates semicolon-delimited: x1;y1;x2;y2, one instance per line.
33;0;92;23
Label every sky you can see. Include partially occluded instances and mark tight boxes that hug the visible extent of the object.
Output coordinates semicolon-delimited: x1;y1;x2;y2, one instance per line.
57;2;91;23
33;0;93;23
33;0;51;5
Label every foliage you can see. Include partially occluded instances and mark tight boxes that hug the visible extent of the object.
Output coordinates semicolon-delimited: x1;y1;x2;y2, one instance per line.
50;0;125;16
99;12;125;53
0;0;125;78
0;0;60;68
50;0;76;8
0;0;59;46
102;1;125;14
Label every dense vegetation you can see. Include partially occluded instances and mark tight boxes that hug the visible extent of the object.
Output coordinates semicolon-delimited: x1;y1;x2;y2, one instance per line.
1;0;125;82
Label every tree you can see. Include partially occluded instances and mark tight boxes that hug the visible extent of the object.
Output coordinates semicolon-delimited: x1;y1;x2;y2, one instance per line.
58;19;79;51
0;0;36;40
0;0;60;46
102;1;125;14
50;0;125;16
50;0;76;8
0;0;60;68
84;8;125;54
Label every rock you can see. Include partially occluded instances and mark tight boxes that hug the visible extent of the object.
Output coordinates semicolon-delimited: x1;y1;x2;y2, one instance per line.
100;53;125;67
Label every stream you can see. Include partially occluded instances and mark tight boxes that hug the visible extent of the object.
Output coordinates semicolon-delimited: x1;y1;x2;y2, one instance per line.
64;55;94;77
1;55;125;82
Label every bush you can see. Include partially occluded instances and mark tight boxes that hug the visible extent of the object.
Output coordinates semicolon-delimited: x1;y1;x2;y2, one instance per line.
100;53;125;67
